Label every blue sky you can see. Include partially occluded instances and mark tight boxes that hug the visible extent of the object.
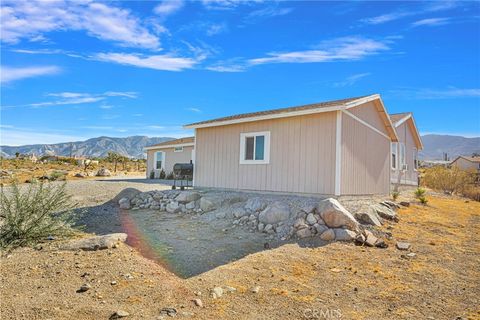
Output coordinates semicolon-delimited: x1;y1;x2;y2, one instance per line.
1;0;479;146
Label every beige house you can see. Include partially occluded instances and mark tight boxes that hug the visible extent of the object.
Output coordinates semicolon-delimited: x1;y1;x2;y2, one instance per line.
145;137;194;178
184;94;421;196
389;112;424;186
450;156;480;172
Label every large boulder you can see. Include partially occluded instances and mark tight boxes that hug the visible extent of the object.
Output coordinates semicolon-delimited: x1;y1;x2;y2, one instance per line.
175;192;201;204
232;207;248;218
245;198;267;213
61;233;127;251
200;197;217;212
118;197;131;210
355;207;383;227
96;168;111;177
334;229;357;241
317;198;359;230
258;201;291;225
371;204;397;221
166;201;181;213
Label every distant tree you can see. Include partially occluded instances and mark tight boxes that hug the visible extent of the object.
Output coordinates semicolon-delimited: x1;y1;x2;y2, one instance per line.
15;152;20;159
105;152;122;172
472;152;480;157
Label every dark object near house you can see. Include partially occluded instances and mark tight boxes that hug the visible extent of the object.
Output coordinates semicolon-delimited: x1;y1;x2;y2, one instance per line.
172;162;193;190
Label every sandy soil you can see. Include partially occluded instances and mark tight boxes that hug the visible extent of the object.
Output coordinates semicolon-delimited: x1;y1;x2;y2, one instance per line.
1;179;479;320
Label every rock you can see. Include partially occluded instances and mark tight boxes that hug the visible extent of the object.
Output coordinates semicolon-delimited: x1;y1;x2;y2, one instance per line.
396;242;411;250
258;202;291;225
245;198;267;212
175;191;201;204
251;286;261;293
109;310;130;319
74;172;86;178
186;201;196;210
320;229;335;241
264;224;274;233
306;213;317;225
224;286;237;293
215;211;226;219
257;223;265;232
96;168;111;176
400;201;410;207
371;204;397;221
200;197;216;212
211;287;223;299
294;218;307;229
301;204;316;214
77;283;91;292
166;202;181;213
364;230;378;247
193;299;203;308
296;228;312;238
406;252;416;258
382;200;400;209
334;229;357;241
232;207;248;218
110;310;129;319
314;223;328;235
355;207;383;227
159;308;177;317
118;197;131;210
111;281;117;285
317;198;359;230
61;233;127;251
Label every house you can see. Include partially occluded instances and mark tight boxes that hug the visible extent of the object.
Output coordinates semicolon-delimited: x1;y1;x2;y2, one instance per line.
389;112;424;186
144;137;194;178
450;156;480;172
184;94;422;196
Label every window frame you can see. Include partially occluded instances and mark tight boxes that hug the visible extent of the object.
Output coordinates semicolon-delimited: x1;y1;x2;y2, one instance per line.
391;142;398;170
154;151;165;170
413;147;418;171
399;142;406;170
174;146;184;153
239;131;270;165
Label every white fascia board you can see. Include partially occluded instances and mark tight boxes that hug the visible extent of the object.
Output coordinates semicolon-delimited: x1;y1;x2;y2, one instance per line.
144;142;194;151
394;114;412;128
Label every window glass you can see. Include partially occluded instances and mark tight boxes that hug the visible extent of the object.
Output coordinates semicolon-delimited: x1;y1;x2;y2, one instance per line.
155;152;163;169
413;148;418;169
255;135;265;160
391;142;397;169
174;146;183;152
245;137;254;160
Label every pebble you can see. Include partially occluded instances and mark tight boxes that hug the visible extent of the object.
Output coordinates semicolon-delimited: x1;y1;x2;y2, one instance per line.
77;283;91;293
251;286;261;293
111;281;117;285
159;307;177;317
193;298;203;307
211;286;223;298
110;310;129;319
396;242;411;250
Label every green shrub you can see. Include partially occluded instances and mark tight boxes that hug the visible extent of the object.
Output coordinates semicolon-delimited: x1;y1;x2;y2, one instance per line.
159;169;166;179
49;171;66;181
418;196;428;205
392;191;399;201
149;170;155;179
0;182;77;250
414;187;426;199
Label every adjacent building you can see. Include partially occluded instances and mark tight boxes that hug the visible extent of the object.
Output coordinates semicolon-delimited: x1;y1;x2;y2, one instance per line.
144;137;194;178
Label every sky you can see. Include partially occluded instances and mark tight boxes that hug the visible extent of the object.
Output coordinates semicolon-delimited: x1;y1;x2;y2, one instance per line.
1;0;479;146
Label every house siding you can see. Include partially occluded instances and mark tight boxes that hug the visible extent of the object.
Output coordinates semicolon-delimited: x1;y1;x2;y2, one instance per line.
341;109;391;195
194;112;337;194
146;146;194;178
452;158;480;171
391;120;419;186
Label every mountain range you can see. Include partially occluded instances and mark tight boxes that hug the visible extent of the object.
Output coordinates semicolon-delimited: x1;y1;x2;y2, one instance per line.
0;136;174;159
1;134;479;160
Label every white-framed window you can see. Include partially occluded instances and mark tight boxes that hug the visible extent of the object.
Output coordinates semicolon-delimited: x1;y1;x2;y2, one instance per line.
391;142;398;170
154;151;164;170
399;143;406;170
413;147;418;170
174;146;184;152
239;131;270;164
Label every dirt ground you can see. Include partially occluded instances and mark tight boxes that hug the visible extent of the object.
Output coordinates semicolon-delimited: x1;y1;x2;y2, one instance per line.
1;189;479;319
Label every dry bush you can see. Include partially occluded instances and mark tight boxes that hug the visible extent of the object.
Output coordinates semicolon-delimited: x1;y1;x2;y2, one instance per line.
422;166;476;195
462;186;480;202
0;182;77;250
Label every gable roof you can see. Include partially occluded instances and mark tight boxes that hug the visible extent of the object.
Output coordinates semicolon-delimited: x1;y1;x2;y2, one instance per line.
389;112;424;150
184;94;398;141
144;136;194;150
451;156;480;164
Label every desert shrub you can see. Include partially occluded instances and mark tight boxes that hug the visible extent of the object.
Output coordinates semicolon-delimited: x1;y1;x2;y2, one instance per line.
422;166;475;195
391;191;399;201
462;186;480;202
0;182;77;250
166;172;174;180
49;171;66;181
418;195;428;205
149;170;155;179
414;187;426;199
159;169;166;179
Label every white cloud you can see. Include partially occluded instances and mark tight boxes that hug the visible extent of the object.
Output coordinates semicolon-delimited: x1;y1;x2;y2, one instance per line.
333;73;371;87
411;17;451;27
99;105;114;109
1;0;160;49
206;64;246;72
187;107;202;113
245;6;293;22
249;37;389;65
95;52;198;71
0;65;61;84
361;11;413;25
154;0;184;16
201;0;260;10
206;23;228;36
389;87;480;99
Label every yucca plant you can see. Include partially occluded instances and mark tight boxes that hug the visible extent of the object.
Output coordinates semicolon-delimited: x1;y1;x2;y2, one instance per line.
0;181;77;250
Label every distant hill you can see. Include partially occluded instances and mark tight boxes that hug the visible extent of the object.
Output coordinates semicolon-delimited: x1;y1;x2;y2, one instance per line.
0;136;174;159
420;134;480;160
